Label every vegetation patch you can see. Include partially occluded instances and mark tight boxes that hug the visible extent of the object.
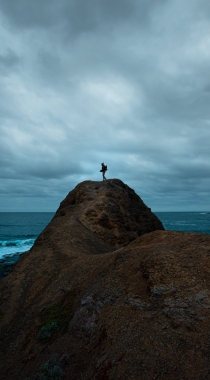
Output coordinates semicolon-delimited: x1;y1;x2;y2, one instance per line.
37;288;77;342
37;322;58;342
25;355;65;380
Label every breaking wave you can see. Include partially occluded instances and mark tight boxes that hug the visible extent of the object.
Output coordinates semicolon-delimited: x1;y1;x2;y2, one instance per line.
0;237;36;259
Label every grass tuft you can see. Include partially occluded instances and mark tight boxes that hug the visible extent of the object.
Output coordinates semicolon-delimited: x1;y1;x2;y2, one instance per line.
24;355;65;379
37;288;77;342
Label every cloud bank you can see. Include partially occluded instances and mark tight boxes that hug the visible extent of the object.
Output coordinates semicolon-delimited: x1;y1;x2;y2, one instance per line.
0;0;210;211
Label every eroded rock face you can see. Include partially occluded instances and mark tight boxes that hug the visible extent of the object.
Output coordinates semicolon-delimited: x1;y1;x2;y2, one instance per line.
1;180;210;380
53;179;164;248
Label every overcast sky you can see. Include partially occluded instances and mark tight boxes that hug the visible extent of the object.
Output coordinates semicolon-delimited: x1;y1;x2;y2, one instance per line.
0;0;210;212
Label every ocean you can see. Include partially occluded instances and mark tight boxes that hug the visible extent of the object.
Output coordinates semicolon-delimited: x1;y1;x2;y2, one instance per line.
155;212;210;234
0;212;54;260
0;211;209;263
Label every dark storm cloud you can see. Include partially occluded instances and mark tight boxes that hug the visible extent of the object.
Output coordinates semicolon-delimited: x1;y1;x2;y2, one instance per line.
0;0;58;28
0;0;157;31
0;0;210;211
0;49;20;71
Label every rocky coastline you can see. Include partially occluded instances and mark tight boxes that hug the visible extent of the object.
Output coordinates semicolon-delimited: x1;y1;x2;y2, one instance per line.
0;251;23;279
1;179;210;380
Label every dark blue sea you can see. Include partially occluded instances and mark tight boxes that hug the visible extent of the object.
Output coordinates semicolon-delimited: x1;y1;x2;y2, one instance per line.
0;212;54;260
155;212;210;234
0;212;209;261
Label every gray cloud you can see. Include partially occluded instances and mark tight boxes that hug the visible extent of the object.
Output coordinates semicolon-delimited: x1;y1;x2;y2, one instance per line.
0;0;210;211
0;0;158;32
0;49;20;72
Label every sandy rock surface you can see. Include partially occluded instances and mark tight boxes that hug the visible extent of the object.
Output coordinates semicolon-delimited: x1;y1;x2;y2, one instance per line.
0;180;210;379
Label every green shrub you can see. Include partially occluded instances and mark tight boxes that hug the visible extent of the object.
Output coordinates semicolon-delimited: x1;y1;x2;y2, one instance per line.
37;288;77;342
24;356;65;380
37;322;58;342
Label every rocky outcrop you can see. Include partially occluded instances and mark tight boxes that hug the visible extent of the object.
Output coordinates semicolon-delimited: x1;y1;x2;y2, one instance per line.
36;179;164;251
1;180;210;379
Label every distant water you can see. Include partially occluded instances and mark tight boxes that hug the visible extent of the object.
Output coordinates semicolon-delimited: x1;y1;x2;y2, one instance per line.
0;212;54;260
0;212;209;262
155;212;210;235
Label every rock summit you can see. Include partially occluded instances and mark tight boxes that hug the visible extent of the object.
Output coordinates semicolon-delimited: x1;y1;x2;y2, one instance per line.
0;179;210;379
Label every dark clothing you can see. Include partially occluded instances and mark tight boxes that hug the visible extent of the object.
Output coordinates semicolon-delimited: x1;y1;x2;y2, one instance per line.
100;163;107;180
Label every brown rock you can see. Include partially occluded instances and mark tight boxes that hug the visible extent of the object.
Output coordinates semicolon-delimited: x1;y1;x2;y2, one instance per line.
51;179;164;248
0;180;210;379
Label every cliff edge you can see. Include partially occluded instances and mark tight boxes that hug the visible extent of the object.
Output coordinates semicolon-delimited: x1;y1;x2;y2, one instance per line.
0;180;210;379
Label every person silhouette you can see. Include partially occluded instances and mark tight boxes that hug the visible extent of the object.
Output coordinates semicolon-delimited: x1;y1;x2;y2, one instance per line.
100;163;107;180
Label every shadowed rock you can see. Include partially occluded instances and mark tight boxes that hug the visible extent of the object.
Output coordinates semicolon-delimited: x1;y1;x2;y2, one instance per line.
49;179;164;249
1;180;210;380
